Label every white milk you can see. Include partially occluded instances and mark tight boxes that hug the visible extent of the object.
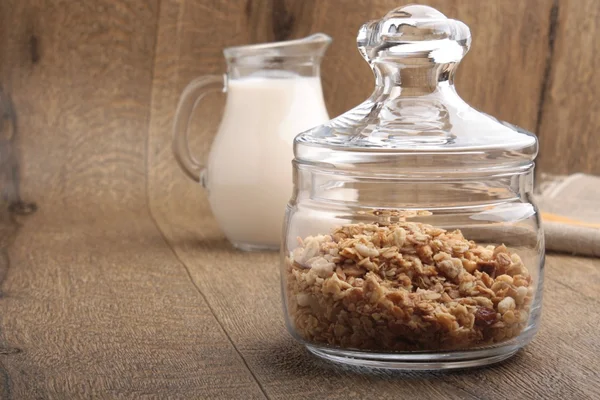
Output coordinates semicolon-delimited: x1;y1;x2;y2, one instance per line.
206;76;329;249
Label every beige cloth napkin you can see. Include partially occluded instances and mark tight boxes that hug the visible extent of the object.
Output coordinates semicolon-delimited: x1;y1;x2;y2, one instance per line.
535;173;600;257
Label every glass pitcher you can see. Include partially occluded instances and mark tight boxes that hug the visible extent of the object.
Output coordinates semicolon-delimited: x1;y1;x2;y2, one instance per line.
173;34;331;251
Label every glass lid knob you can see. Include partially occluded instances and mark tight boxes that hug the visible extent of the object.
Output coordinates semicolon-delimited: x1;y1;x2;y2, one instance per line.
358;5;471;66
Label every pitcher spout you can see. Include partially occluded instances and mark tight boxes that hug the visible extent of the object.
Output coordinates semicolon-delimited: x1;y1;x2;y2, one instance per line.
290;33;332;58
223;33;332;66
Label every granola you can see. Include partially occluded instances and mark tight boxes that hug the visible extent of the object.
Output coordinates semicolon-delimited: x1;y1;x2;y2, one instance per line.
285;222;534;351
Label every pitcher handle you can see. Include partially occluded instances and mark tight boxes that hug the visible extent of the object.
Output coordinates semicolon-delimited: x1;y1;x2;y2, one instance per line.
172;74;226;185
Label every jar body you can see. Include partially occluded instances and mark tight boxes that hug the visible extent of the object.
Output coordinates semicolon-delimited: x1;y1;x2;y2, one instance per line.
281;163;543;369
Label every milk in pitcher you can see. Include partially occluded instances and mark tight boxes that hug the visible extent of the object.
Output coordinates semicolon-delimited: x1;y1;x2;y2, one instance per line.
172;34;332;251
205;75;329;250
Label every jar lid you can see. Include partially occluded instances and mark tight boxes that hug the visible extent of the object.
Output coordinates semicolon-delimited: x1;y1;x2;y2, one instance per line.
295;5;538;176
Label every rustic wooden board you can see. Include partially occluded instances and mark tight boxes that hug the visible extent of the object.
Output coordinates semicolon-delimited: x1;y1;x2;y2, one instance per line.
147;180;600;399
0;0;266;398
538;0;600;174
153;0;552;132
1;208;266;399
0;0;160;207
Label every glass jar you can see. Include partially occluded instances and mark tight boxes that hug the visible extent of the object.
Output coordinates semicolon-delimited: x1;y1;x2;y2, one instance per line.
280;5;543;370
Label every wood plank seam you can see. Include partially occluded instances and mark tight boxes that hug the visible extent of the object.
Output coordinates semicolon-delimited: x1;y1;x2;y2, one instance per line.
144;27;270;387
141;3;268;396
143;0;273;396
145;205;270;400
535;0;560;137
142;3;269;387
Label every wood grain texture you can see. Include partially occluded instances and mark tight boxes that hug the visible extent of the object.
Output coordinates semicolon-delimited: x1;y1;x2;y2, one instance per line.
0;0;597;398
0;0;266;398
147;171;600;399
538;0;600;174
1;208;266;399
148;2;599;398
311;0;553;131
160;0;552;130
0;0;156;210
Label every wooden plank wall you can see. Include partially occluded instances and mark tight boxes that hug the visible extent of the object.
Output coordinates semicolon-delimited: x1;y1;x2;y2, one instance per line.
1;0;599;180
538;0;600;174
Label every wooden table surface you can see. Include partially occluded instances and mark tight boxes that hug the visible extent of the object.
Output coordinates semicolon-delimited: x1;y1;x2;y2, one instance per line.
1;1;600;398
0;192;599;399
